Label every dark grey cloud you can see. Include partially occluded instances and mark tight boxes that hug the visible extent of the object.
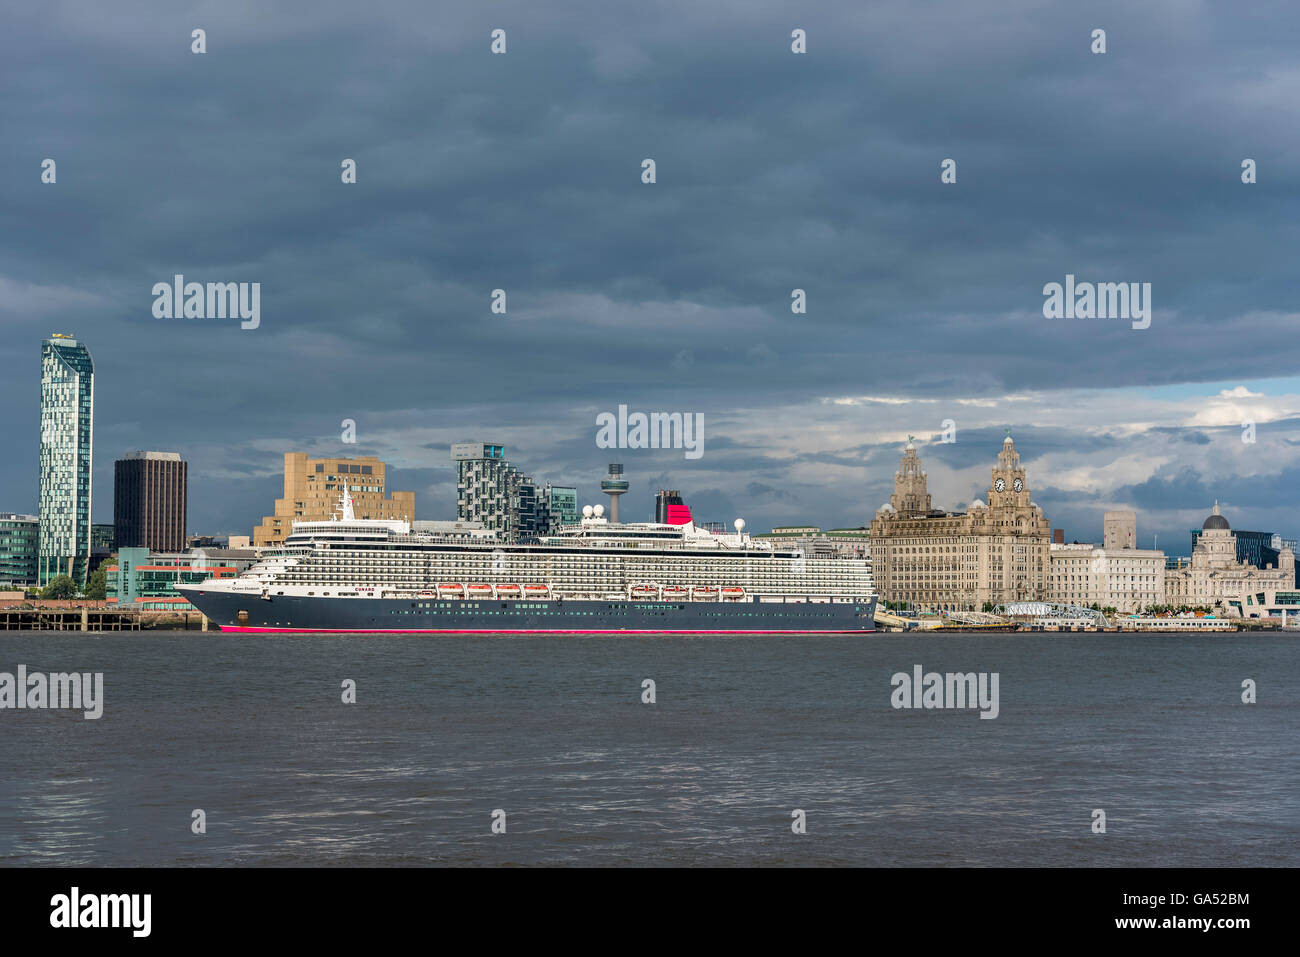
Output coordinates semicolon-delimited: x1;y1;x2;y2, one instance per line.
2;1;1298;544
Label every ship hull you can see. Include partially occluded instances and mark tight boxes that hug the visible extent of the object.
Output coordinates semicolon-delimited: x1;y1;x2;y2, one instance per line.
181;590;877;635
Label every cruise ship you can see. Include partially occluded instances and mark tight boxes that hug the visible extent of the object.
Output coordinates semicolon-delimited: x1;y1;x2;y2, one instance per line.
177;492;876;634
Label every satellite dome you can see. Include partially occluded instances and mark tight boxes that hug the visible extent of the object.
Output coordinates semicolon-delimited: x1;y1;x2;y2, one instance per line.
593;503;605;518
734;518;745;531
1203;501;1229;530
582;505;594;519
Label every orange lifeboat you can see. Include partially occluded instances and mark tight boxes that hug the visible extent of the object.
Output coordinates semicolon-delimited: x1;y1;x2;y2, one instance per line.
436;583;465;598
721;586;746;600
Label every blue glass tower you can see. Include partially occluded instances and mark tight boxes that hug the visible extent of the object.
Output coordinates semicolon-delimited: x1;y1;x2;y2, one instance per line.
38;334;94;586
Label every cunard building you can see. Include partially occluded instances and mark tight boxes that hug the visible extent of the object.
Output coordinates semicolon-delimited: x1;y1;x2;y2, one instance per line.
868;436;1051;612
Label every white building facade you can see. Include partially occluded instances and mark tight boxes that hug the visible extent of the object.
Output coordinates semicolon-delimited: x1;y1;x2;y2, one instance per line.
1047;542;1166;613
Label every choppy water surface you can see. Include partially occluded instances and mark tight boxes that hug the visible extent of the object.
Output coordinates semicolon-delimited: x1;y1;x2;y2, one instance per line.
0;632;1295;866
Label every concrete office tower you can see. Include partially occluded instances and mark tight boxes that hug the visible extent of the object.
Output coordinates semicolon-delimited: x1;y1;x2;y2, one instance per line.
600;463;628;523
1104;510;1137;550
254;453;414;546
115;452;188;552
38;334;94;586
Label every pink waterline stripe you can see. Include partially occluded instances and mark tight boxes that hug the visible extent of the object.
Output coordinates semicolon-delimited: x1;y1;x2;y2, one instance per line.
216;626;873;635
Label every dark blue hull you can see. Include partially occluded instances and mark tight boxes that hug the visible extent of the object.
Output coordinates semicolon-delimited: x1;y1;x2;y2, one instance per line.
182;590;877;634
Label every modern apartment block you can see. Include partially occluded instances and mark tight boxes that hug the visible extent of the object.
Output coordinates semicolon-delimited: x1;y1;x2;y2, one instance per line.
453;443;517;537
253;453;415;546
38;334;94;586
0;513;39;587
452;443;575;541
114;451;188;552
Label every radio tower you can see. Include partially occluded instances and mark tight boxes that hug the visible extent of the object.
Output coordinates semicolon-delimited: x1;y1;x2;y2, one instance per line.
600;463;628;523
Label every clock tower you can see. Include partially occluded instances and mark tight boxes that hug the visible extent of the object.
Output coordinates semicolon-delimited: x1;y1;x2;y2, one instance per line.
890;437;932;518
989;435;1030;508
869;434;1051;613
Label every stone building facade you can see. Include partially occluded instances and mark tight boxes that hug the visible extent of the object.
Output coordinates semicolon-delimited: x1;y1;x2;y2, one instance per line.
1047;543;1166;613
868;436;1051;612
1165;503;1296;616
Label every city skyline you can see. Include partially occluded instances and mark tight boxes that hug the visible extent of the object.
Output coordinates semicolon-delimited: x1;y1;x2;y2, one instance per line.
4;2;1300;550
8;346;1295;557
4;333;1299;552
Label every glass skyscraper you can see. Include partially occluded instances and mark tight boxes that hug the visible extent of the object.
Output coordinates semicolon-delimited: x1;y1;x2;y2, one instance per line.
0;513;39;587
38;334;94;586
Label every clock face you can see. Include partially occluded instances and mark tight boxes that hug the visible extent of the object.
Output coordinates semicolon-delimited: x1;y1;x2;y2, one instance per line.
1013;478;1024;493
994;478;1006;493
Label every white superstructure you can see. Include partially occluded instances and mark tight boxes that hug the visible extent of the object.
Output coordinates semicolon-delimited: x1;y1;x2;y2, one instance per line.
195;495;875;604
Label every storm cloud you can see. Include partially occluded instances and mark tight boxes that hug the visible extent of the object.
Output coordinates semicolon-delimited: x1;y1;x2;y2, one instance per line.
2;0;1298;554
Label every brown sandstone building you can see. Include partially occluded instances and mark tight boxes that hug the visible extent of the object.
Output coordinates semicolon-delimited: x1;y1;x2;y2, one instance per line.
868;436;1051;612
253;453;415;547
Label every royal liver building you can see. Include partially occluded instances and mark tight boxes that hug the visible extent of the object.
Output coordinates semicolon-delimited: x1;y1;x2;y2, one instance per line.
868;436;1051;612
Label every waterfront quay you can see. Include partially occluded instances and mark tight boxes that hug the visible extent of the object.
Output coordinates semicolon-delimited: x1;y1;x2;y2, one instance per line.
0;602;211;632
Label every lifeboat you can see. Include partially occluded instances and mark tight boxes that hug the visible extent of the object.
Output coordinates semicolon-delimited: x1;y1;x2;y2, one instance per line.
662;586;690;599
523;584;550;596
467;583;495;598
692;585;719;600
721;586;746;600
436;583;465;598
630;583;660;599
417;590;435;598
496;583;522;597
